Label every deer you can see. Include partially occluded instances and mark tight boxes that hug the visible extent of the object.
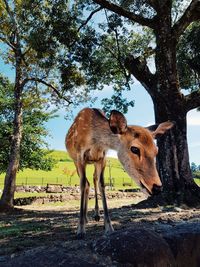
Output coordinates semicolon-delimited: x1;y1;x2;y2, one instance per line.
65;108;174;238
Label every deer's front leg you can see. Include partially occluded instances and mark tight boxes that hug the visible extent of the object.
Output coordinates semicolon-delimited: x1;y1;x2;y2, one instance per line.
96;159;114;235
84;178;90;223
77;161;89;239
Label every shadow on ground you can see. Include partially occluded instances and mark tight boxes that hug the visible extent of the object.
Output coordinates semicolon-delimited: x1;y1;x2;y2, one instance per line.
1;201;200;266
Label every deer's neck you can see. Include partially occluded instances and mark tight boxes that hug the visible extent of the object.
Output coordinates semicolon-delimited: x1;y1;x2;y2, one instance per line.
107;132;120;151
92;120;120;151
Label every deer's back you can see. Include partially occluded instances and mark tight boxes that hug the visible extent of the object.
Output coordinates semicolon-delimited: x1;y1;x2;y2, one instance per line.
66;108;109;162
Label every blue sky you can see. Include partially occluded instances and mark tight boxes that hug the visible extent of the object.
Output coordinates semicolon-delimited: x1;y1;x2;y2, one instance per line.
0;52;200;165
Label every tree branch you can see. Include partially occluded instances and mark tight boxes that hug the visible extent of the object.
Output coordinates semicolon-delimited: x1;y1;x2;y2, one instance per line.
124;55;157;98
104;9;131;89
21;78;73;104
173;0;200;39
93;0;156;28
185;89;200;112
146;0;158;10
3;0;17;32
114;28;131;89
0;35;15;50
77;7;103;32
2;0;21;52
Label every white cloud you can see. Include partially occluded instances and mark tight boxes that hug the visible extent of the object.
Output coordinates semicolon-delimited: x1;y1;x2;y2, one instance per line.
187;116;200;126
187;111;200;126
107;149;117;158
189;142;200;148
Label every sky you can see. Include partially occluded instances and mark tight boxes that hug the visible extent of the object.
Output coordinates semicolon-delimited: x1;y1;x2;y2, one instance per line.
0;49;200;165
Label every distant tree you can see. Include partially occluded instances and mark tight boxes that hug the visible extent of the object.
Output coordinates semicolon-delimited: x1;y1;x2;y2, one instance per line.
0;75;55;173
191;162;197;173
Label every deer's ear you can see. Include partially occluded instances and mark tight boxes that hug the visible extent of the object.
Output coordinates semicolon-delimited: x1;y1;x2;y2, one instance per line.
147;121;174;139
109;110;127;134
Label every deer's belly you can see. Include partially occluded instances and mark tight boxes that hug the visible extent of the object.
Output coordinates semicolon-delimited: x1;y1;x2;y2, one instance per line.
83;146;106;163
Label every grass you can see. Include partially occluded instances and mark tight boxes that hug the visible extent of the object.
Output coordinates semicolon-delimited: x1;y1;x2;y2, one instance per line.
14;192;55;198
0;223;48;238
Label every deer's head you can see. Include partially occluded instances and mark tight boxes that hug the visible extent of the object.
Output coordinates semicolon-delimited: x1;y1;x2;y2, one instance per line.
109;110;174;196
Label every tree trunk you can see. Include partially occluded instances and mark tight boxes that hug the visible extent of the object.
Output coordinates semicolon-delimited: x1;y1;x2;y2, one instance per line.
153;99;200;206
0;48;23;212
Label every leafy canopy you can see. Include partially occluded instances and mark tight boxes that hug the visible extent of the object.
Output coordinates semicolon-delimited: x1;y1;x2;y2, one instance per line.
0;0;93;110
177;21;200;92
0;75;56;173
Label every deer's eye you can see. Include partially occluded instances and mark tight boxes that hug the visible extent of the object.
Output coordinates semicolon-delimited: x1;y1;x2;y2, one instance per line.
131;146;140;157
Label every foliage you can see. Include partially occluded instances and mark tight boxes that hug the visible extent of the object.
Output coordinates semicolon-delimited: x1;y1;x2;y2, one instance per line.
0;0;199;112
0;0;92;110
43;0;198;112
191;162;200;173
177;21;200;92
15;0;139;113
25;0;197;113
0;75;56;173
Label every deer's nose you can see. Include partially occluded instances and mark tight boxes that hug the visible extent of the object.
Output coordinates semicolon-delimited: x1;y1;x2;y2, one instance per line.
152;184;162;195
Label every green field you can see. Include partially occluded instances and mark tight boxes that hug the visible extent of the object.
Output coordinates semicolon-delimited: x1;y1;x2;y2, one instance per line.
0;150;137;190
1;150;199;191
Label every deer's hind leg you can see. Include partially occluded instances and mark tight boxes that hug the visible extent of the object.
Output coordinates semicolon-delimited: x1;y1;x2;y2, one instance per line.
76;160;90;239
93;167;100;221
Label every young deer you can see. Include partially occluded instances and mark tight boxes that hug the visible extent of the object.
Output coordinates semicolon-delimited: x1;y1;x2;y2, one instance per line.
66;108;173;238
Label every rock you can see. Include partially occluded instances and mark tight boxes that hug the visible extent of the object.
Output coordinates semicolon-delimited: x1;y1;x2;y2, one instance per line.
161;222;200;267
0;246;105;267
29;188;35;193
74;194;80;200
68;194;75;200
62;188;68;192
35;186;41;192
173;207;183;212
46;184;63;193
93;227;175;266
93;223;200;267
34;198;44;205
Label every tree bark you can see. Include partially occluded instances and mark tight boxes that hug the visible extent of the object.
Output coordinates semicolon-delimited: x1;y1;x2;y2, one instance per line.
0;48;23;211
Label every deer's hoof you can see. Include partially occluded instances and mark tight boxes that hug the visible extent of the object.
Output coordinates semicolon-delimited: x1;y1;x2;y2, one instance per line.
77;232;86;239
77;224;86;239
94;214;100;222
104;224;114;235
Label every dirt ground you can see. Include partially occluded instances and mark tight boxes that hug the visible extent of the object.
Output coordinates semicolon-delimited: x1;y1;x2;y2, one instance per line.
1;192;200;266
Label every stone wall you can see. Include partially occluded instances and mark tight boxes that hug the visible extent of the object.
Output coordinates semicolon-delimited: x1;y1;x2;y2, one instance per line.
14;185;144;206
15;185;80;194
